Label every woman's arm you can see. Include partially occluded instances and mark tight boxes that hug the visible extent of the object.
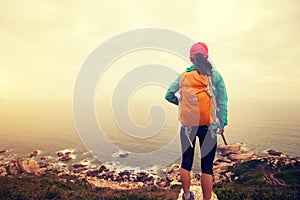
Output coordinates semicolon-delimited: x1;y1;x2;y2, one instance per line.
214;71;228;128
165;75;181;105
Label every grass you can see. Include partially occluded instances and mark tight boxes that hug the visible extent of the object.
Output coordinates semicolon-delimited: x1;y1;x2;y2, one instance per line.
0;173;180;200
214;158;300;200
214;184;300;200
0;159;299;200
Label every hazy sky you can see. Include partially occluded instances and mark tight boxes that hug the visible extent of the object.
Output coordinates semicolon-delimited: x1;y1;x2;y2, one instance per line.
1;0;300;114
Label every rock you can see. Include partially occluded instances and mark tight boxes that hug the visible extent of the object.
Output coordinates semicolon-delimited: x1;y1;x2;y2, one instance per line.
136;172;149;182
147;175;155;185
166;165;181;182
122;174;129;181
104;168;110;173
290;159;296;165
118;170;131;180
59;155;72;162
191;178;200;185
128;183;138;189
267;149;283;156
137;182;144;187
0;165;7;176
228;151;255;161
0;150;8;154
166;173;178;182
70;179;75;184
17;158;40;173
105;170;116;181
7;161;20;175
177;185;218;200
73;167;87;174
217;144;241;156
40;156;50;161
57;152;64;157
119;152;129;158
73;163;87;169
29;150;39;158
38;162;50;168
168;164;181;173
98;165;107;173
194;173;201;180
157;179;168;188
225;172;234;182
215;157;232;163
86;169;100;177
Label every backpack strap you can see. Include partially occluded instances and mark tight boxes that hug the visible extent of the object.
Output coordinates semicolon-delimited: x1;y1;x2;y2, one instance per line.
184;126;194;148
206;76;218;125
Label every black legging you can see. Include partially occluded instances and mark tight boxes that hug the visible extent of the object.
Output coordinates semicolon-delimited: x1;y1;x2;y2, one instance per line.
180;125;217;175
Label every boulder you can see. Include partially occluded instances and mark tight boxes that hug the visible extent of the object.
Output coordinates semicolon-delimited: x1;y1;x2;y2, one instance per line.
73;163;87;169
98;164;107;173
228;151;255;161
119;152;129;158
267;149;283;156
57;152;64;157
136;172;149;182
59;155;72;162
7;161;20;175
17;158;40;173
217;144;241;156
0;149;8;154
29;150;39;158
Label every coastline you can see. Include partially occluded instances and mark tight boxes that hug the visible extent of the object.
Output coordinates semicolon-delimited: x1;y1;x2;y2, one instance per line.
0;144;299;199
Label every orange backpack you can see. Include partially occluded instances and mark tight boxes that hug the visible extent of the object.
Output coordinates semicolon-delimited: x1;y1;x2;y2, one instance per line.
179;70;217;126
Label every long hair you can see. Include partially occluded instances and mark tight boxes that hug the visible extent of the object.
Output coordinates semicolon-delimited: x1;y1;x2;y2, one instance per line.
194;53;213;76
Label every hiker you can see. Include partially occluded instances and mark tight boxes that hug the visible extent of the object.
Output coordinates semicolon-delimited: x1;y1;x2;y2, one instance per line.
165;42;228;200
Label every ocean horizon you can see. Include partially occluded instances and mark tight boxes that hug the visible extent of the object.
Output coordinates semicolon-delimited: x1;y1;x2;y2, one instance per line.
1;100;299;171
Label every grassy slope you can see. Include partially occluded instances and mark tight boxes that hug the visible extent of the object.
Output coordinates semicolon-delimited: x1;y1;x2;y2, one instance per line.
0;173;181;200
214;159;300;200
0;159;299;200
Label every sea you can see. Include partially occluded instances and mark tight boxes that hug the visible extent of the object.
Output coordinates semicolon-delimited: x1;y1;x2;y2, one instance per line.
0;99;299;172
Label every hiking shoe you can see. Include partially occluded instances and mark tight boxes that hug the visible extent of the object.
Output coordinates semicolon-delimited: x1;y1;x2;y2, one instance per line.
182;192;195;200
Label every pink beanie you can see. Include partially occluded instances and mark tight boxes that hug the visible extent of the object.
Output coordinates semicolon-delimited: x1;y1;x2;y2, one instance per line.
190;42;209;59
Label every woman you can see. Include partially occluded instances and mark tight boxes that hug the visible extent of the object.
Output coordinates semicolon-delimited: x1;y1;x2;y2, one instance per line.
165;42;228;200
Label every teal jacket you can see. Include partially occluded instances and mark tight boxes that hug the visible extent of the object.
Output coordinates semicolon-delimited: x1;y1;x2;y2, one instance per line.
165;65;228;128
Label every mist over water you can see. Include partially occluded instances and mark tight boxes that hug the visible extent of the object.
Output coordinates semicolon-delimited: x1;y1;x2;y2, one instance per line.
0;100;299;169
